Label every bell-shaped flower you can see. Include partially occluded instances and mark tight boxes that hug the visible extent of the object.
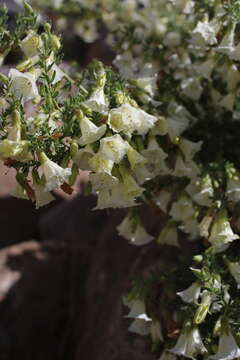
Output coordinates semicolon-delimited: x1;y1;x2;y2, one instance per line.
199;214;213;238
119;165;144;199
180;216;200;241
194;290;213;324
78;115;106;146
208;210;239;253
89;172;119;192
191;19;219;47
220;92;236;112
155;190;172;213
0;110;30;161
181;78;203;101
216;23;236;56
186;175;213;207
117;215;154;246
11;182;28;200
195;58;215;80
38;152;71;192
173;155;200;179
226;174;240;202
150;116;168;136
169;326;207;359
94;183;137;210
32;181;55;209
108;103;157;136
141;137;169;176
127;146;146;170
158;221;179;247
88;153;113;175
179;139;202;162
228;261;240;288
132;165;154;185
73;146;94;171
84;87;109;114
177;282;201;304
125;298;151;320
21;31;42;58
208;325;240;360
227;65;240;91
9;68;39;103
99;134;129;164
170;196;195;222
128;318;151;336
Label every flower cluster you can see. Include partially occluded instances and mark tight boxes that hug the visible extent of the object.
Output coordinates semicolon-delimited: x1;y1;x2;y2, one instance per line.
2;1;240;360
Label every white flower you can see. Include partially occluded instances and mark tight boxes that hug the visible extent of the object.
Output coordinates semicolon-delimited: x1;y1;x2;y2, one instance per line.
78;116;106;146
21;31;42;58
180;216;200;241
170;196;195;222
226;176;240;202
208;210;239;253
132;165;154;185
11;182;28;200
220;93;236;112
181;78;203;101
141;137;169;176
127;146;146;169
32;182;55;209
119;165;144;199
155;190;172;213
216;24;236;56
195;58;215;80
9;69;39;102
150;117;168;136
158;221;179;247
74;18;99;43
125;298;151;320
108;103;157;136
177;282;201;304
88;153;113;174
228;262;240;288
117;216;154;246
89;172;119;192
179;139;202;162
173;156;200;179
191;20;218;47
199;214;213;238
227;65;240;91
94;183;136;209
99;134;129;163
84;87;109;114
186;175;213;207
38;152;71;192
169;326;207;359
73;147;94;171
128;318;151;336
208;327;240;360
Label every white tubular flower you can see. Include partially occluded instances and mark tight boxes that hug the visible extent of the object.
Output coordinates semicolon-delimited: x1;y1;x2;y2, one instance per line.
21;31;42;58
9;69;39;103
125;298;151;320
195;58;215;80
128;318;151;336
11;182;28;200
78;116;106;146
191;20;219;47
155;190;172;213
108;103;157;136
208;210;239;253
181;78;203;101
127;146;146;170
38;152;71;192
186;175;213;207
84;87;109;114
179;139;202;162
150;117;168;136
132;165;154;185
226;175;240;202
117;216;154;246
99;134;129;163
180;216;200;241
230;41;240;61
119;166;144;199
73;147;94;171
158;221;179;247
228;262;240;288
199;214;213;238
150;321;164;343
88;153;113;175
169;196;195;222
141;137;169;176
208;326;240;360
89;172;119;192
32;182;55;209
169;326;207;359
177;282;201;304
216;24;236;56
94;183;136;210
173;156;200;179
